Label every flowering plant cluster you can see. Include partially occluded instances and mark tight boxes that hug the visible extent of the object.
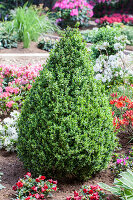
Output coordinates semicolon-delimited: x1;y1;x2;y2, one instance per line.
66;185;108;200
93;52;133;86
110;93;133;133
0;64;43;114
96;13;133;26
0;110;20;152
111;150;133;177
52;0;94;27
12;172;57;200
38;37;59;52
91;27;133;86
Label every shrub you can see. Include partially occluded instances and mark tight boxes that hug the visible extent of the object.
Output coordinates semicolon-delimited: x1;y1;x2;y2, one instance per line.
17;27;115;181
12;172;57;200
52;0;94;28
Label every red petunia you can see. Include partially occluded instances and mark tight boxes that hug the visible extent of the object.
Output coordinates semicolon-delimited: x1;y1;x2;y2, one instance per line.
16;181;23;188
40;176;46;180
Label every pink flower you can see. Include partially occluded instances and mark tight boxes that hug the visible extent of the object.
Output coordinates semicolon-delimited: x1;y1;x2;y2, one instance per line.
6;101;15;108
35;193;40;199
27;84;32;90
0;87;2;93
70;8;78;16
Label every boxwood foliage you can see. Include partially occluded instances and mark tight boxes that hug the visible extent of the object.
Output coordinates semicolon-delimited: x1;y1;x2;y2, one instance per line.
17;27;115;181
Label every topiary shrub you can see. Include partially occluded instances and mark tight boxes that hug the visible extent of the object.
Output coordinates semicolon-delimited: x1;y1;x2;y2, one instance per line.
17;27;115;181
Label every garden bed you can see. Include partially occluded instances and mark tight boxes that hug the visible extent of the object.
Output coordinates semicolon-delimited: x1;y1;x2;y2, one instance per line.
0;134;132;200
0;37;133;54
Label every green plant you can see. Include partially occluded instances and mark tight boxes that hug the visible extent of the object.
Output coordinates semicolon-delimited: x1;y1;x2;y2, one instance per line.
98;169;133;200
0;27;18;49
8;3;58;48
111;152;133;177
17;27;115;181
12;172;57;200
38;38;58;52
121;26;133;46
90;26;126;59
52;0;94;28
67;185;108;200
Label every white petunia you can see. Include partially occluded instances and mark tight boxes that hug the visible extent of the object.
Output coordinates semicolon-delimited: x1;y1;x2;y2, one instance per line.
95;74;102;80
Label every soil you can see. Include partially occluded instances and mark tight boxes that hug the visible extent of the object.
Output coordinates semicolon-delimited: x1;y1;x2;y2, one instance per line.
0;134;132;200
0;42;48;54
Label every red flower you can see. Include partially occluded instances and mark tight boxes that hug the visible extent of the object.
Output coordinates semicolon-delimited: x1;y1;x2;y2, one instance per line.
53;180;57;184
12;185;17;191
36;178;40;182
111;92;117;97
31;185;37;192
48;179;53;183
44;184;48;189
16;181;23;188
112;111;115;116
52;186;57;191
40;176;46;180
25;197;31;200
89;189;93;194
26;172;31;177
115;101;125;108
74;191;79;197
83;188;88;193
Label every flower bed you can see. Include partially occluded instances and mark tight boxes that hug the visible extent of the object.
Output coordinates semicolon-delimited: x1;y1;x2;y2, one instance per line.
0;64;43;113
96;13;133;26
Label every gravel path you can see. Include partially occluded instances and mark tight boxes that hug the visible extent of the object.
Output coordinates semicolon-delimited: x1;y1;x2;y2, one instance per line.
0;55;48;66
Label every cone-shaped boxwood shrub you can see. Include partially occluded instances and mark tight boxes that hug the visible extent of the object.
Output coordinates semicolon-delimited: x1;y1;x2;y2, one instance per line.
17;27;115;181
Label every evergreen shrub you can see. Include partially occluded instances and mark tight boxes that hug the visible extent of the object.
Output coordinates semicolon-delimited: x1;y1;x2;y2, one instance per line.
17;27;115;180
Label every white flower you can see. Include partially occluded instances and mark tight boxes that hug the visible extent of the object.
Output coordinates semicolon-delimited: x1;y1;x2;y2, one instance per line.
119;70;124;77
95;74;102;80
102;77;107;83
4;137;11;146
10;110;20;118
0;124;4;133
3;118;14;125
93;63;102;72
114;43;123;51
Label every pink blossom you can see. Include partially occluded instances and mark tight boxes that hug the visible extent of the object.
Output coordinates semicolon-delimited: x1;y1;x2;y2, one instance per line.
6;101;15;108
0;87;3;93
70;8;78;16
27;84;32;90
